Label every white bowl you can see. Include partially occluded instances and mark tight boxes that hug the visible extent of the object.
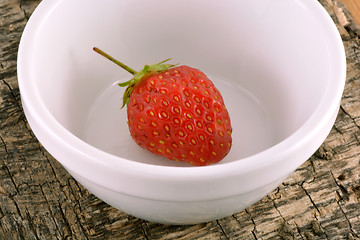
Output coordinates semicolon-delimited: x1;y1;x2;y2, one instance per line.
18;0;346;224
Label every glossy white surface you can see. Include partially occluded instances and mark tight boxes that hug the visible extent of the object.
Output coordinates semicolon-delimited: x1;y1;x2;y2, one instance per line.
18;0;346;224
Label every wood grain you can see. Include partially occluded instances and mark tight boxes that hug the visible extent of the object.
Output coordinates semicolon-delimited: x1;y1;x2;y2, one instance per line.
340;0;360;26
0;0;359;239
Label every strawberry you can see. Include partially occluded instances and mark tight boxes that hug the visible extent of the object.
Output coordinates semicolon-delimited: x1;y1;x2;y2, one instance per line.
93;47;232;166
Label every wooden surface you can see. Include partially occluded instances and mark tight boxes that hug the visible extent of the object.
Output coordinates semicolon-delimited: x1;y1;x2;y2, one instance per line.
0;0;360;239
340;0;360;26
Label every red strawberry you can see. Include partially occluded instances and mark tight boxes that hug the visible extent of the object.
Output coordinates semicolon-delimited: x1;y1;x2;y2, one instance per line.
93;47;232;166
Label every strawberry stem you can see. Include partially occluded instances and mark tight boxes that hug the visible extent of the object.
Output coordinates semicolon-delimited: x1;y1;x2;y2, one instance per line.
93;47;176;108
93;47;137;75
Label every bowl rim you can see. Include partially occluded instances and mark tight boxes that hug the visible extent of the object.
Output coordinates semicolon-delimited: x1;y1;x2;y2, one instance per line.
17;0;346;181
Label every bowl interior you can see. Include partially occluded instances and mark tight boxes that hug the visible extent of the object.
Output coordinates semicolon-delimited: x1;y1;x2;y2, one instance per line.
28;0;334;166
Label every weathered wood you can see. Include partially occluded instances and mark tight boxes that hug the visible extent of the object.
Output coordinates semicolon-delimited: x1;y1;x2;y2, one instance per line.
0;0;359;239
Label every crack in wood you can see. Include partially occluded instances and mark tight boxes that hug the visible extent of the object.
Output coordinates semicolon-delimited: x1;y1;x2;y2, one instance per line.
340;106;360;130
39;184;68;239
139;220;150;240
23;205;41;240
0;135;10;157
300;183;321;215
330;171;360;238
311;214;330;240
216;220;230;239
244;209;258;240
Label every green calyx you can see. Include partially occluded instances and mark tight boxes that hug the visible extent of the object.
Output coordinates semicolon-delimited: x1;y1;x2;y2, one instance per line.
93;47;176;108
118;59;176;108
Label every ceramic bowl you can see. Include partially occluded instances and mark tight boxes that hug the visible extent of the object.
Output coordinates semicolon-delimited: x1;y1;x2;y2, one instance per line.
18;0;346;224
